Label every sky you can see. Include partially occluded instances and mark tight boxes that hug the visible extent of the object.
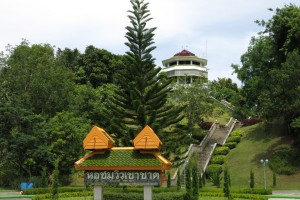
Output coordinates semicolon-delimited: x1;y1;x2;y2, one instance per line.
1;0;299;86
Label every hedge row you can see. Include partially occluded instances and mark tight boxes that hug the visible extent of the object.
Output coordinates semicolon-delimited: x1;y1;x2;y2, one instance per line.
214;146;230;155
199;188;272;195
200;192;267;200
210;155;226;164
24;186;182;195
32;190;186;200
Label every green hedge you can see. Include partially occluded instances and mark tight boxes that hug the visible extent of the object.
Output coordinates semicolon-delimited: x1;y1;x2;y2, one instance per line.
210;155;226;164
199;188;272;195
199;192;267;200
206;164;222;177
214;146;230;155
226;136;241;143
231;129;244;137
32;190;186;200
23;187;91;195
224;142;237;149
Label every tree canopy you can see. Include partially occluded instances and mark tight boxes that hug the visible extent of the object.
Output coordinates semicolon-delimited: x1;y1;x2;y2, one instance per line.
232;4;300;135
110;0;184;145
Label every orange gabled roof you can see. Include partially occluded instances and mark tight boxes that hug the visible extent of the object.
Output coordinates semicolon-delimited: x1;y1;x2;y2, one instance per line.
83;126;115;150
133;125;162;150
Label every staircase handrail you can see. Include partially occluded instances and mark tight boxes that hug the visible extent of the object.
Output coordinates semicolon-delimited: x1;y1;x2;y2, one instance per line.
201;142;217;176
222;118;238;145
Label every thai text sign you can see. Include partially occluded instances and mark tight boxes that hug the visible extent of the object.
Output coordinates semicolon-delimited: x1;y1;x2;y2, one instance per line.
85;170;160;186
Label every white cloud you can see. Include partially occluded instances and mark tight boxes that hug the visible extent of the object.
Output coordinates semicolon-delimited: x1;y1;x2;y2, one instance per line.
1;0;300;85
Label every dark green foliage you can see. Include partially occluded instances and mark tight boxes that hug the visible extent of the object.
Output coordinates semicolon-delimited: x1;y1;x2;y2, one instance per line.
269;148;300;175
206;164;223;177
56;46;126;87
202;171;206;186
223;167;231;199
40;167;48;188
273;172;276;187
167;171;171;188
110;0;184;144
211;155;226;165
224;142;237;149
214;146;230;155
232;4;300;136
208;77;239;102
176;171;181;190
185;167;192;200
226;136;241;143
250;170;254;188
51;159;59;200
192;165;199;200
210;171;222;188
199;173;203;188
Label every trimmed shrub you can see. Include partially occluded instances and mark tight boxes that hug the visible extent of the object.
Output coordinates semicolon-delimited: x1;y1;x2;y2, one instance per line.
224;142;237;149
226;136;241;143
206;164;222;177
214;146;230;155
231;129;244;137
210;155;226;165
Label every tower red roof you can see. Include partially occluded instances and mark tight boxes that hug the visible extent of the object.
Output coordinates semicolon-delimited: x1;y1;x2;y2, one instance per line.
174;49;195;56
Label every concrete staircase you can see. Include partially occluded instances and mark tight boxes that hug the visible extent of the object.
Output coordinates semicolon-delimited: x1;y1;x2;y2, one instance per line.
172;118;240;186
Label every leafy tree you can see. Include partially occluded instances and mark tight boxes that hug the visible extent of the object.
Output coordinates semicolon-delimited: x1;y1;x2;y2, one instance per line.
68;83;121;133
57;46;126;87
209;78;239;102
44;111;91;183
170;83;214;127
232;4;300;134
0;40;75;117
111;0;183;144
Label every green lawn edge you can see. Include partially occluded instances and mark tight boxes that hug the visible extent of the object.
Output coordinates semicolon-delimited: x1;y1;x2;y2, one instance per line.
265;195;300;199
0;195;34;199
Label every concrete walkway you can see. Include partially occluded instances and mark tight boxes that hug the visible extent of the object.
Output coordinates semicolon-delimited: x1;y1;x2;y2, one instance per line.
0;191;32;200
268;190;300;200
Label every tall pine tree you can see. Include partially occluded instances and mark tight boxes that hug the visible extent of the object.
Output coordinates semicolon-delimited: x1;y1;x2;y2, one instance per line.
111;0;183;145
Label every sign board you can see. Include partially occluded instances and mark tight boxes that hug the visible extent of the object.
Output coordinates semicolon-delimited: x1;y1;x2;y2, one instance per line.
85;170;160;186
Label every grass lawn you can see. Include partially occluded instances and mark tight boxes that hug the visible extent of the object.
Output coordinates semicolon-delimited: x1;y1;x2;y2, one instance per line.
224;123;300;190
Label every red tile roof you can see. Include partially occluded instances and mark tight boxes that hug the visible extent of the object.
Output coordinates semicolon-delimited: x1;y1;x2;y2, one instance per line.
174;49;195;56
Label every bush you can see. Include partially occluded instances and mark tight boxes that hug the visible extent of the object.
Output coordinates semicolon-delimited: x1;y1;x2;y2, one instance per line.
214;146;230;155
210;155;226;165
226;136;241;143
269;148;300;175
231;129;244;137
224;142;237;149
241;118;262;126
206;164;222;177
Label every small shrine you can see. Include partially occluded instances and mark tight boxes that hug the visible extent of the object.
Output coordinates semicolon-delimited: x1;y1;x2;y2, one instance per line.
75;125;172;200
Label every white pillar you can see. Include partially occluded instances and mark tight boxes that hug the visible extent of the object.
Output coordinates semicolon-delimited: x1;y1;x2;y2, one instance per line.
94;185;103;200
144;186;153;200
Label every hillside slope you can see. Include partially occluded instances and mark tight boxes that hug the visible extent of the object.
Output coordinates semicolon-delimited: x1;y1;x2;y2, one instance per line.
224;123;300;189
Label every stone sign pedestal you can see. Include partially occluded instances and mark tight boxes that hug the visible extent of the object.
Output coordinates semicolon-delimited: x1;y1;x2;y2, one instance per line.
144;186;152;200
94;185;103;200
